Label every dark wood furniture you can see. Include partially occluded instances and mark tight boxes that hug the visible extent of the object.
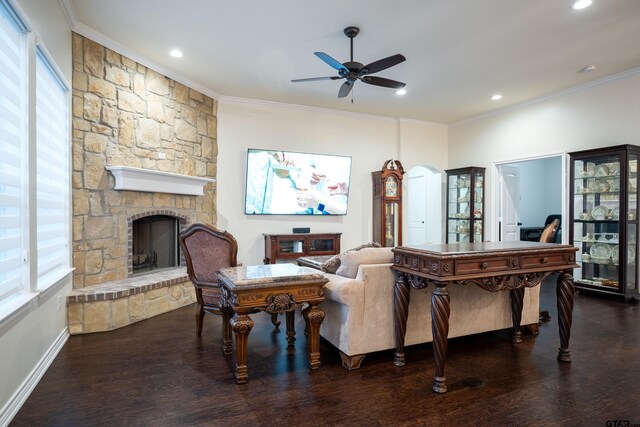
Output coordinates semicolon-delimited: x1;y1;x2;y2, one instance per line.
372;159;405;247
217;264;328;383
445;166;485;243
296;255;334;270
569;144;640;300
179;223;239;340
263;233;341;264
180;224;279;340
391;241;578;393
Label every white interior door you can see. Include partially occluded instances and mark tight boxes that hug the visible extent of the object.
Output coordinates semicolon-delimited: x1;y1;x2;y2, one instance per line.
408;166;442;245
408;173;426;245
500;165;521;241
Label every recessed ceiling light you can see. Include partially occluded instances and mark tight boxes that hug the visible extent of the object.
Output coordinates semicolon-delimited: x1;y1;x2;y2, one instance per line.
579;64;597;73
491;94;502;101
571;0;592;10
396;89;406;95
169;49;183;58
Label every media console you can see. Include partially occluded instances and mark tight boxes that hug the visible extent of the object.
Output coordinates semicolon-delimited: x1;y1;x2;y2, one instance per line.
263;233;341;264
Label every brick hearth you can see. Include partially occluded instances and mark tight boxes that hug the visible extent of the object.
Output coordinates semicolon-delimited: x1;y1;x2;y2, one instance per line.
67;268;195;334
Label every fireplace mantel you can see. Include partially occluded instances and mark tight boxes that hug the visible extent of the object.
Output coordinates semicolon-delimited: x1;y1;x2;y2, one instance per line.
106;166;214;196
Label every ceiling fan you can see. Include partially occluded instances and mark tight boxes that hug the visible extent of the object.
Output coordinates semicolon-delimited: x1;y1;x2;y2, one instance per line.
292;26;406;99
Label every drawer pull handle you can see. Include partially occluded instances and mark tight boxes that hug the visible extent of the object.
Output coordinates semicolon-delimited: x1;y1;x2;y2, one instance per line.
480;262;489;270
542;257;548;264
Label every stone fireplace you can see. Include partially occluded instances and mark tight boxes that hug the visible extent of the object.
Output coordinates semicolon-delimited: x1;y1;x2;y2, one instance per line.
67;33;218;334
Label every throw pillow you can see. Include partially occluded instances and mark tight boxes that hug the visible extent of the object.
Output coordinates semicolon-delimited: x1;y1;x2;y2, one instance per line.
320;242;382;274
320;254;342;274
335;247;394;279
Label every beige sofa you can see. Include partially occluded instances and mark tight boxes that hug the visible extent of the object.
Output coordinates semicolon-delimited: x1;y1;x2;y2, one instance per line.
318;248;540;370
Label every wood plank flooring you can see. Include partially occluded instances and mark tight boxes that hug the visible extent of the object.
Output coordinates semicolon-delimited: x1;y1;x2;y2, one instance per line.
10;279;640;426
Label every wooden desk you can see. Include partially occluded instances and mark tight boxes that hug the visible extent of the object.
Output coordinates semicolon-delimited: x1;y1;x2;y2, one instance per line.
392;241;579;393
217;264;328;384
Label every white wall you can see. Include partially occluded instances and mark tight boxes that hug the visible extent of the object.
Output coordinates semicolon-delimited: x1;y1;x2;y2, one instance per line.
217;99;448;265
449;71;640;238
0;0;72;423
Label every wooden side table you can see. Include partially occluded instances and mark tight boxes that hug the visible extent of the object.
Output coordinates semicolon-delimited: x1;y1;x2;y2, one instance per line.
217;264;328;384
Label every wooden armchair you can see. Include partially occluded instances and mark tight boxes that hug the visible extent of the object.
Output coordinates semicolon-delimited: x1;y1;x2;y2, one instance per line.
179;224;278;352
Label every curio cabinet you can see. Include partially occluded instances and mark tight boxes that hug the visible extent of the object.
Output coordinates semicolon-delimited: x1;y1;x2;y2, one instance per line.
570;145;640;300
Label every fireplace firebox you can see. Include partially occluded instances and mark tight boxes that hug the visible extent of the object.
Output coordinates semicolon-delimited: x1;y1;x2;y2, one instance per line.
132;215;180;275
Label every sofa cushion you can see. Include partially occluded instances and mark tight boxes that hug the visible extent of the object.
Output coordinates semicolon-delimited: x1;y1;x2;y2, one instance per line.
321;242;381;274
336;247;394;278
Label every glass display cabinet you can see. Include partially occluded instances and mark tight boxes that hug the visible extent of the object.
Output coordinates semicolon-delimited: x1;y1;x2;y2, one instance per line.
372;159;404;247
569;145;640;300
446;167;485;243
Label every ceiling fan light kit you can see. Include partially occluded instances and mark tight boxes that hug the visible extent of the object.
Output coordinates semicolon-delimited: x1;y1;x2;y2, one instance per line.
292;26;406;99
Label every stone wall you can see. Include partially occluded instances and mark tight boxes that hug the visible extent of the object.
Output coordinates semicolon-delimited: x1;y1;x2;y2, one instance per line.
71;33;217;289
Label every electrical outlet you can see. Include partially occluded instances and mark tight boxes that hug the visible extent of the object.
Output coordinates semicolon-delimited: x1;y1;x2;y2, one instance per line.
158;152;166;160
57;295;62;312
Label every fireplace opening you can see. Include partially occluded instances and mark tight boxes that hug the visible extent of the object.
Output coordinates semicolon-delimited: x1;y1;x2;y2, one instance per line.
132;215;180;275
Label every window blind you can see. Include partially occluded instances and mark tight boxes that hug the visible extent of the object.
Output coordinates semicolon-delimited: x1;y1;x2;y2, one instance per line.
36;46;69;284
0;1;26;300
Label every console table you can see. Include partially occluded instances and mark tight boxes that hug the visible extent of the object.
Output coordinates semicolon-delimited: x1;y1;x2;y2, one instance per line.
217;264;328;384
263;233;341;264
391;241;578;393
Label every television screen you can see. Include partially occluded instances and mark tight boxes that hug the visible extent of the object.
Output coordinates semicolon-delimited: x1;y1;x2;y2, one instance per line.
245;149;352;215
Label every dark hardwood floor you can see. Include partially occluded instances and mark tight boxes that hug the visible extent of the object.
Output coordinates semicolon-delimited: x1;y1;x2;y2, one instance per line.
11;279;640;426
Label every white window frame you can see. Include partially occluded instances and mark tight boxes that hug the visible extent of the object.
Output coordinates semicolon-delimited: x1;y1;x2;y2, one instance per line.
0;0;72;321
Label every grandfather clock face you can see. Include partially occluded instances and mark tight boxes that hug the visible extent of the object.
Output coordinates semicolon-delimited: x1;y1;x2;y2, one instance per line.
385;176;398;197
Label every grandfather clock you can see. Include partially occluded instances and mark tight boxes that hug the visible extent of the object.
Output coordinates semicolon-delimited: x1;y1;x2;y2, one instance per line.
372;159;404;247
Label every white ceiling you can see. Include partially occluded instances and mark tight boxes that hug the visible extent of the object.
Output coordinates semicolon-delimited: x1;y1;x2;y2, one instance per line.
66;0;640;123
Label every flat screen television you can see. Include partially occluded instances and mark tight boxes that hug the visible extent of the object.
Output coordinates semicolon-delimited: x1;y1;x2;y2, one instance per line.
244;149;352;215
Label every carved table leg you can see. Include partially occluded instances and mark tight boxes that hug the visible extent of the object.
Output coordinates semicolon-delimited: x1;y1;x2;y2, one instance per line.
305;303;325;369
230;313;253;384
393;271;410;366
285;310;296;347
221;304;234;355
302;305;309;336
271;313;281;328
510;287;525;344
431;284;450;394
556;270;575;362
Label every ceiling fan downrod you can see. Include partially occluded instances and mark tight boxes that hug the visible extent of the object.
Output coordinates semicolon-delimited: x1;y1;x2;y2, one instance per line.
344;26;359;63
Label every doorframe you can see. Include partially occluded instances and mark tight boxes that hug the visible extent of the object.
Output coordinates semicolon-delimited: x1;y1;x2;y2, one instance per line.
491;151;568;243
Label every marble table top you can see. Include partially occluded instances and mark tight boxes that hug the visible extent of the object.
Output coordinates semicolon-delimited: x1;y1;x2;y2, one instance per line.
217;264;328;291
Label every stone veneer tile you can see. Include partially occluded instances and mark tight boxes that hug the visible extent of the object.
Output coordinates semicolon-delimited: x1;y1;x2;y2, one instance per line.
84;300;111;333
112;298;130;329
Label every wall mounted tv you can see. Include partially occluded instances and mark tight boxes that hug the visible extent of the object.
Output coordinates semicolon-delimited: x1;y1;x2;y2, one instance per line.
244;149;352;215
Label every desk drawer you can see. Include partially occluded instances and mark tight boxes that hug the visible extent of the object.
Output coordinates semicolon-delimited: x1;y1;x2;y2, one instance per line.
521;253;566;268
456;257;510;274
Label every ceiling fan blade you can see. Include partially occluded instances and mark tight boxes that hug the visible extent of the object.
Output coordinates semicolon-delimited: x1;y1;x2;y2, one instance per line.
361;54;406;75
338;81;354;98
291;76;343;83
315;52;348;72
361;76;406;89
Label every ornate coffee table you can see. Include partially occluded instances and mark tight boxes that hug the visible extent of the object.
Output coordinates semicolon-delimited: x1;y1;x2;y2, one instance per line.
217;264;328;384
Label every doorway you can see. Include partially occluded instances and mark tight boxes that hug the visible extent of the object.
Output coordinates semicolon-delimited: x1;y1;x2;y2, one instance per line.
407;165;443;245
493;154;566;243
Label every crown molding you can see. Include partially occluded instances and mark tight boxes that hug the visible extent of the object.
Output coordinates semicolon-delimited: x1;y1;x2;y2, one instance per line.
59;0;219;100
451;66;640;127
220;95;447;125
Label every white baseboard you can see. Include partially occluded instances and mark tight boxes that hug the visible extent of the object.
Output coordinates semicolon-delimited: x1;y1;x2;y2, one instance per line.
0;328;69;427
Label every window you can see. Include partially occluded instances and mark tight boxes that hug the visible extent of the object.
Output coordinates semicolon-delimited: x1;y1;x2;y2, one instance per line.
0;0;70;307
0;0;28;302
36;46;70;287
